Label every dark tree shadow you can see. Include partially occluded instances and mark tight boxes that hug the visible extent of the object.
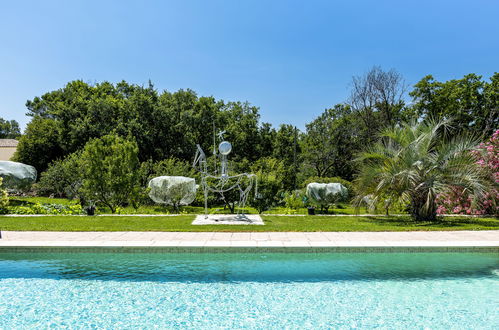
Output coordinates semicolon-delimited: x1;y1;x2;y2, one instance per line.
359;216;499;228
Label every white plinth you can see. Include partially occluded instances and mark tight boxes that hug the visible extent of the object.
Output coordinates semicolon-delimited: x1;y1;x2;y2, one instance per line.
192;214;264;225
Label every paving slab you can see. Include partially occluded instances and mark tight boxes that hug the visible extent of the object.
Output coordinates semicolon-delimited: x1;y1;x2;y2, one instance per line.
0;230;497;248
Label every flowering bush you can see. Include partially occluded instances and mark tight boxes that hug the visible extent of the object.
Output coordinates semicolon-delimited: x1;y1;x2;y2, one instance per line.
436;130;499;215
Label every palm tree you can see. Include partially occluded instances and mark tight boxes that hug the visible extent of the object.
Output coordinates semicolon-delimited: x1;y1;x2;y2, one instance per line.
354;119;489;221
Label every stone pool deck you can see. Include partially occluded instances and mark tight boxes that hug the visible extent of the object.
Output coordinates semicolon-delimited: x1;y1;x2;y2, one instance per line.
0;230;498;248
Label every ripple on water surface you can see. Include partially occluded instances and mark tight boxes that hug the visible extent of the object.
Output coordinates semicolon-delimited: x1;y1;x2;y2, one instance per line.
0;252;498;329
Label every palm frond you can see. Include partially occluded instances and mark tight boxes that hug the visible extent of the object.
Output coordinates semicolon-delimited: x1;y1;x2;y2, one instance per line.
353;117;489;220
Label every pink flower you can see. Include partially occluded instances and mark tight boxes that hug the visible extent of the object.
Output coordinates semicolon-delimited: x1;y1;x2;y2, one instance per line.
436;205;446;215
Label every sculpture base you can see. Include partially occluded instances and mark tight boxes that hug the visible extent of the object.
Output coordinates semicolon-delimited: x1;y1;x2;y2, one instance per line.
192;214;264;225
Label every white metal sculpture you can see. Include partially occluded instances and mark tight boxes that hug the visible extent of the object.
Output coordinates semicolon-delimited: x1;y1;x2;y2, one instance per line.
193;130;257;218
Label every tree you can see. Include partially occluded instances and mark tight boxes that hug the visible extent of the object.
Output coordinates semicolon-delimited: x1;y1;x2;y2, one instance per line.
273;124;300;190
299;67;406;183
12;117;63;173
301;107;339;178
301;104;360;180
354;119;489;221
80;134;140;213
0;118;21;139
17;80;271;172
221;101;263;161
349;66;407;141
250;157;286;213
410;73;498;138
36;151;83;199
483;73;499;135
258;122;276;159
139;158;198;187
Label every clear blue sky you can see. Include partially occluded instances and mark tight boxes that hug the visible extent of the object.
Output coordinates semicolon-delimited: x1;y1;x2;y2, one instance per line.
1;0;498;131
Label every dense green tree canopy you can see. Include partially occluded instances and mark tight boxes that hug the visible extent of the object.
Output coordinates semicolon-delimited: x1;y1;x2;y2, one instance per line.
410;73;498;137
14;69;498;200
0;117;21;139
301;104;360;180
16;80;273;172
13;117;63;172
273;124;300;189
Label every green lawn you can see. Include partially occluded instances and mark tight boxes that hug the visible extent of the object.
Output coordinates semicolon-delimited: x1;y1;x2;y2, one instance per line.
0;215;497;232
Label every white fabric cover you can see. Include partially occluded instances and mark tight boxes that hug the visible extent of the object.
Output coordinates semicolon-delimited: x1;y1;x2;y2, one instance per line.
0;161;37;190
306;182;348;206
148;176;197;205
360;194;374;208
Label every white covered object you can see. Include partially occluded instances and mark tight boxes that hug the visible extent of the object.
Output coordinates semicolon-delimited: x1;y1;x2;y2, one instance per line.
306;182;348;206
148;176;197;206
0;161;37;190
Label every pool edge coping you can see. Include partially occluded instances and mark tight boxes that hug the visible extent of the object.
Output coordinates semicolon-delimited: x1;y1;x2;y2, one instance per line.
1;245;498;253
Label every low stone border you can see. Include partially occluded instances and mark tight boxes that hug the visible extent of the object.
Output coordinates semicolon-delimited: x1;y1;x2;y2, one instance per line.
1;246;498;254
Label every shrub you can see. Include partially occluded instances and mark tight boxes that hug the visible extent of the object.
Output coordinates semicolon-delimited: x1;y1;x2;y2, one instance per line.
36;151;83;199
436;129;499;215
0;177;9;214
283;190;305;209
354;119;489;221
7;202;83;215
249;157;286;213
80;134;141;213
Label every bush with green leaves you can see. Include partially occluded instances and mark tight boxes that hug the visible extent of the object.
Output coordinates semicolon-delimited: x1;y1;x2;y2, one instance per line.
36;151;83;199
7;202;83;215
79;134;141;213
249;157;286;213
0;177;9;214
357;193;407;215
283;190;305;209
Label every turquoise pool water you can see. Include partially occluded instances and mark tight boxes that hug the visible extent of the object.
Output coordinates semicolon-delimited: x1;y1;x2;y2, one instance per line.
0;251;498;329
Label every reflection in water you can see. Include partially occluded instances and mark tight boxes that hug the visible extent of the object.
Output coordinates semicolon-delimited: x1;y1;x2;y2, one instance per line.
0;252;498;282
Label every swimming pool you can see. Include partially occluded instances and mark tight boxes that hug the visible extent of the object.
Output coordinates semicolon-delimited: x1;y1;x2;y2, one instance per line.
0;250;498;329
